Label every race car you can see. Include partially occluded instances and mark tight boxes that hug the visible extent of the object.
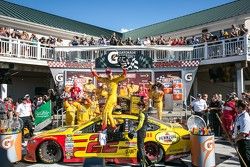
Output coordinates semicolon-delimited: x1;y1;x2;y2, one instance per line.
24;114;191;165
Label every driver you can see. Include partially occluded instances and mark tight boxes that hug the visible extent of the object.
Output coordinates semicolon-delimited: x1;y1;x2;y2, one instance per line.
91;66;127;130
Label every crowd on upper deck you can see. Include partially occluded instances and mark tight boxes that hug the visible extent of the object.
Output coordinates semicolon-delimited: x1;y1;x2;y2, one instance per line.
0;24;248;49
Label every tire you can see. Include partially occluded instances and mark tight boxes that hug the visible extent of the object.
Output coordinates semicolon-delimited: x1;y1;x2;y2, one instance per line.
37;140;62;163
144;142;164;164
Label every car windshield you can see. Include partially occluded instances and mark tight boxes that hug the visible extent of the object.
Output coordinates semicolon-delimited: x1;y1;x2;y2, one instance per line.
73;116;101;131
149;116;172;127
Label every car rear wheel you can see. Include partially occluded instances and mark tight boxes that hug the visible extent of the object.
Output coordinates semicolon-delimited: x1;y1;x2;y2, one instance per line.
144;142;164;164
38;140;62;163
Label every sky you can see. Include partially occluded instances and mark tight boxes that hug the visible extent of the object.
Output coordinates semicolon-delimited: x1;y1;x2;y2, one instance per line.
6;0;234;32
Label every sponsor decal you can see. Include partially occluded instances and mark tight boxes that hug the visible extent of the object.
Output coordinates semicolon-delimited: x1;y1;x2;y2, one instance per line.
125;149;136;156
1;136;14;149
65;142;74;148
156;132;180;145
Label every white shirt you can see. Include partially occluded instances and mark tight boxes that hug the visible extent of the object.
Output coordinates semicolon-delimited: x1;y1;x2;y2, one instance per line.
233;111;250;140
16;103;32;117
191;99;207;112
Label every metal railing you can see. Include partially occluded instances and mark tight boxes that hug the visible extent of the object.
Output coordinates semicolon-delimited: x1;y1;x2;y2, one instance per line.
0;35;249;63
0;36;54;60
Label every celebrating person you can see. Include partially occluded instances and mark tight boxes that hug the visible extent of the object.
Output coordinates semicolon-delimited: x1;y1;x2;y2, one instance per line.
91;66;127;130
152;85;164;120
64;98;77;126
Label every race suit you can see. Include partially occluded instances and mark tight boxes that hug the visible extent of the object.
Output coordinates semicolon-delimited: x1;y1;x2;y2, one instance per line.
152;90;164;120
64;101;77;126
75;99;92;125
92;69;126;129
222;100;237;135
134;110;152;166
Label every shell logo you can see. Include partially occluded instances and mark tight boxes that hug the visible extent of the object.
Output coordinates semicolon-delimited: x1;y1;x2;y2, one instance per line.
156;132;180;145
1;136;14;149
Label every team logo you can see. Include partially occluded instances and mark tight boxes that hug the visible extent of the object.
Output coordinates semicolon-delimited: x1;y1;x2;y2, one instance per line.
184;73;193;82
1;136;14;149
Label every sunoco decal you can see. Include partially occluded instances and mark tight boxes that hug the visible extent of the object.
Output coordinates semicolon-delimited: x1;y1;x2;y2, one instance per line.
155;132;180;145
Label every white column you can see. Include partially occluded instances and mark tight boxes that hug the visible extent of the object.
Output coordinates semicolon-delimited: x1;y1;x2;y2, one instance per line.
0;84;7;100
236;63;244;98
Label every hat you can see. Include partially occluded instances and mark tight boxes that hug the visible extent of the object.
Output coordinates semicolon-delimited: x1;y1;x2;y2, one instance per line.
197;93;202;97
105;68;112;74
24;94;30;98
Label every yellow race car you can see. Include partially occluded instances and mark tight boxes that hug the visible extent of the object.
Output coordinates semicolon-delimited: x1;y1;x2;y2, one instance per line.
24;114;191;165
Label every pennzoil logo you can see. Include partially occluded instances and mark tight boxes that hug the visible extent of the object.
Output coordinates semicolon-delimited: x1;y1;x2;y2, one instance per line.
1;136;14;149
156;132;180;145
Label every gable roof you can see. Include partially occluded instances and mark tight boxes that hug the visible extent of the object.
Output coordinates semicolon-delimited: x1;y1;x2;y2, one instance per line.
0;0;122;38
123;0;250;39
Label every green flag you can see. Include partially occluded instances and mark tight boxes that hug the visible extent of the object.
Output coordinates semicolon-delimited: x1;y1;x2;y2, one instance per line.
34;100;52;126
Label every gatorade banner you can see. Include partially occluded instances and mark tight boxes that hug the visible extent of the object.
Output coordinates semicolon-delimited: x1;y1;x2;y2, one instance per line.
34;101;52;131
95;50;153;69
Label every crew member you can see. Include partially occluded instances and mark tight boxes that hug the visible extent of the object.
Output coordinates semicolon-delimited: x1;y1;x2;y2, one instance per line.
129;100;152;167
70;81;81;100
152;85;164;120
95;83;108;112
127;81;137;98
190;93;208;118
75;96;92;125
91;66;126;130
233;100;250;167
15;98;34;141
89;94;100;120
64;98;77;126
222;93;237;136
83;78;96;96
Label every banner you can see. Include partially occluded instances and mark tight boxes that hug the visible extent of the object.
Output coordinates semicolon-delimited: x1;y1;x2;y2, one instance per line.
95;50;153;69
34;101;52;131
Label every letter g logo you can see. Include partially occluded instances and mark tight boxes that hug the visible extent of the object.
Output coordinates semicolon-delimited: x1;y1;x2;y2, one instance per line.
185;73;193;82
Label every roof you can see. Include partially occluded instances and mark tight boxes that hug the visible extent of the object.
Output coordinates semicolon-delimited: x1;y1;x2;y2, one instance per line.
0;0;122;38
123;0;250;40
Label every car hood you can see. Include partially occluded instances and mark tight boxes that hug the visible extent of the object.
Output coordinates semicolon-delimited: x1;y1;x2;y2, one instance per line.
34;126;77;138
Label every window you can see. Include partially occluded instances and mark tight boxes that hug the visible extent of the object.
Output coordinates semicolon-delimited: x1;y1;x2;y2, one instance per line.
80;121;102;133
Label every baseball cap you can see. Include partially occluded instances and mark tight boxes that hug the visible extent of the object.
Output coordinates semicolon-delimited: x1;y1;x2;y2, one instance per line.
24;94;30;98
197;93;202;97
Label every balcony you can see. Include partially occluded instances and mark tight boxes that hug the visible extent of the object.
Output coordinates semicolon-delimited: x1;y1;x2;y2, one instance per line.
0;35;249;67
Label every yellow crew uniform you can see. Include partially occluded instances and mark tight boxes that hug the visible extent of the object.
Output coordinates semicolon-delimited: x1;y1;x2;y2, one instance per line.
64;101;77;126
83;83;96;95
93;69;126;129
127;85;138;98
89;100;100;120
152;90;164;120
74;99;91;125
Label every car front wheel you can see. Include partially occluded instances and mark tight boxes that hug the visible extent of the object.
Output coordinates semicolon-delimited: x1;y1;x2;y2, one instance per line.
37;140;62;163
144;142;164;164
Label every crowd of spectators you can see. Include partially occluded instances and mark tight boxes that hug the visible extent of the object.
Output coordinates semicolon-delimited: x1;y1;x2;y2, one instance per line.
1;24;247;49
0;27;63;47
